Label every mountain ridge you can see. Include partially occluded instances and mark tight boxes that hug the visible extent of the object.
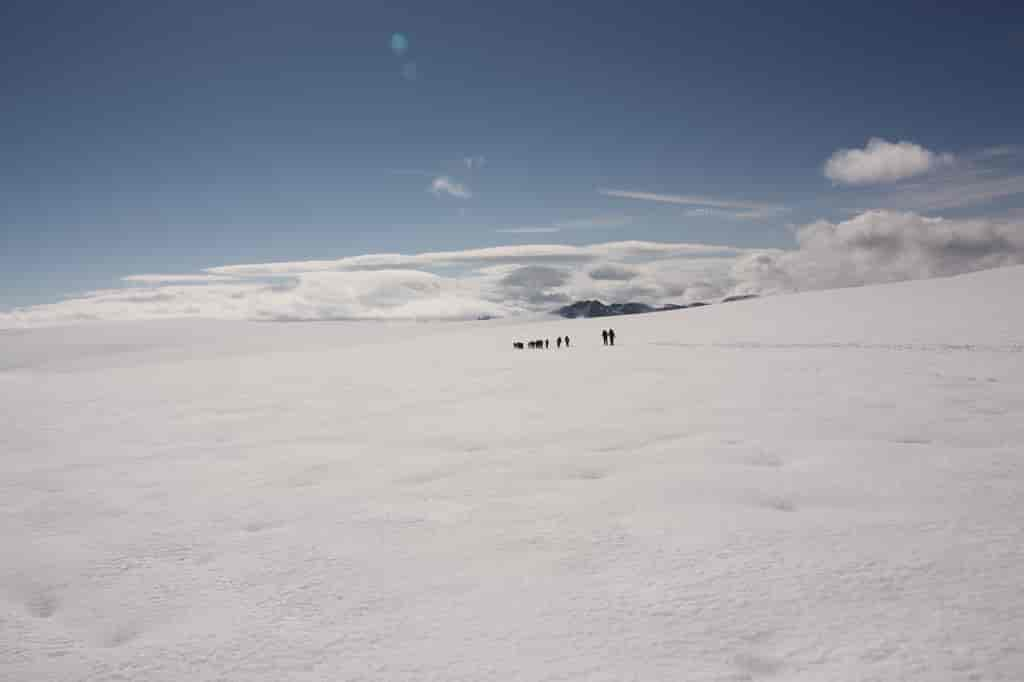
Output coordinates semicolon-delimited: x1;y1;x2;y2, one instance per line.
553;299;710;318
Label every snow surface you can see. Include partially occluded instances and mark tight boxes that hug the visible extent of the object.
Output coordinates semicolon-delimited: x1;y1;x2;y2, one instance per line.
2;266;1023;681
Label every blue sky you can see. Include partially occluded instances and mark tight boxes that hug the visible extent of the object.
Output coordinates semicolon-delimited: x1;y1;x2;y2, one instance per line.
2;1;1023;318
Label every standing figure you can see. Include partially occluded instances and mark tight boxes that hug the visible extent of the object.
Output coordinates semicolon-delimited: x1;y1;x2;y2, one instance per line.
565;335;571;348
556;337;563;349
602;329;608;346
608;328;616;346
545;339;550;349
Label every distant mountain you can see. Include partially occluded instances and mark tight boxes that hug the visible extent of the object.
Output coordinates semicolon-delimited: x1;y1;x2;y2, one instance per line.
721;294;759;303
553;300;703;319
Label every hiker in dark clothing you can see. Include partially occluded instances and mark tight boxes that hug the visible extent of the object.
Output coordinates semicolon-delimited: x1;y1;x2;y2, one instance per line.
556;337;562;349
565;335;570;347
608;328;616;346
602;329;608;345
545;339;549;349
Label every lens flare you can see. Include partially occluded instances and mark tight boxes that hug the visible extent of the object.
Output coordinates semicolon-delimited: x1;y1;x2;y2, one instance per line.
390;33;409;55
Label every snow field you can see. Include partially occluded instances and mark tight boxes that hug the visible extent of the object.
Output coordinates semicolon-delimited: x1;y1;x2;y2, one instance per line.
2;266;1023;680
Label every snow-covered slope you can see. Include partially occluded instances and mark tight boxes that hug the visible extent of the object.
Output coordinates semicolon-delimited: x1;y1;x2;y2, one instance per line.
2;266;1023;681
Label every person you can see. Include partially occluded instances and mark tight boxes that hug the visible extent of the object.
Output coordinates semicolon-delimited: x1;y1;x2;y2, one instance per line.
602;329;608;345
545;338;549;349
608;328;616;346
556;337;562;349
565;335;570;347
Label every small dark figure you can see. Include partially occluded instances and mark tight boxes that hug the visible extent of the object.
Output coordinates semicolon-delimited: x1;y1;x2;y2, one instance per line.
608;328;616;346
556;337;562;349
545;339;549;349
565;336;570;347
602;329;608;345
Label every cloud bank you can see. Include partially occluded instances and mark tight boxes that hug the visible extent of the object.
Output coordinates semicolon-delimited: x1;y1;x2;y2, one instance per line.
3;212;1022;327
824;138;954;186
743;210;1024;292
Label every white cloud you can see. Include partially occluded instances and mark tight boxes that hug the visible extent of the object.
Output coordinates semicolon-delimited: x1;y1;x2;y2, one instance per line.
430;176;472;199
5;212;1022;327
824;138;954;186
600;189;785;219
122;274;238;284
204;241;743;278
495;215;633;234
588;264;639;281
800;210;1023;283
835;143;1024;212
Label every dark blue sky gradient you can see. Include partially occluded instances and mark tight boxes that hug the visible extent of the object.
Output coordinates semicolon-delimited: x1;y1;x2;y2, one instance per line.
2;1;1023;306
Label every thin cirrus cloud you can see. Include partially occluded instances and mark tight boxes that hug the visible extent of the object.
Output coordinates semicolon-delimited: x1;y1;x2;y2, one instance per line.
4;211;1023;328
495;215;633;234
824;138;954;186
876;174;1024;212
599;189;786;219
430;176;472;199
836;144;1024;211
121;274;239;284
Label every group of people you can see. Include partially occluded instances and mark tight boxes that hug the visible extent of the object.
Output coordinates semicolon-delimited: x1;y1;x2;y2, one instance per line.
512;329;618;350
513;336;571;350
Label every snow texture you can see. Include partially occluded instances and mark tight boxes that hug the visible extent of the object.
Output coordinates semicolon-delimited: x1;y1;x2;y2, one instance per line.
2;265;1023;681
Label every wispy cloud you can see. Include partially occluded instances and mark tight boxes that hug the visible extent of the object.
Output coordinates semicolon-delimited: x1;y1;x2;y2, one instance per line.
824;138;954;186
840;144;1024;212
495;215;633;234
971;145;1020;162
430;176;472;199
122;274;238;284
599;189;785;219
881;175;1024;211
463;155;486;170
